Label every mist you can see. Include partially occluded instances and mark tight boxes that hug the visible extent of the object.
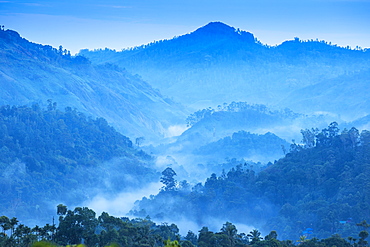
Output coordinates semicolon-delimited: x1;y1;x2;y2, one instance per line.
84;182;162;217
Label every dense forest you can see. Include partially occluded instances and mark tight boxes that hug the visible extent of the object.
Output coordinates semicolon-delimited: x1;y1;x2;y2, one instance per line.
132;123;370;240
0;102;158;224
145;101;326;179
0;204;369;247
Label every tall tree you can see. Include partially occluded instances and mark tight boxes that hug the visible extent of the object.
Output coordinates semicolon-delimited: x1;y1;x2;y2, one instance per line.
160;167;177;191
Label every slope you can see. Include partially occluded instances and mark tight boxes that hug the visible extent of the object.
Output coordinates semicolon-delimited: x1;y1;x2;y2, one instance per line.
131;123;370;240
0;28;187;142
80;22;370;119
277;69;370;120
0;104;158;225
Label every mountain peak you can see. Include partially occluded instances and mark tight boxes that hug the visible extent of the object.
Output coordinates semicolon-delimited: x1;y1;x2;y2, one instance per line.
194;22;237;36
192;21;255;43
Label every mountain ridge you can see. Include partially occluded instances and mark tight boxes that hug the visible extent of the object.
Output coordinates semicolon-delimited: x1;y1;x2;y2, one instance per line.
0;28;188;141
80;22;370;120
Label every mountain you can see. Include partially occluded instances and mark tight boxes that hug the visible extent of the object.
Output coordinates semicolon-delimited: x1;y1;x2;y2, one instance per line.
193;131;289;163
131;123;370;240
80;22;370;119
277;69;370;119
142;102;335;181
0;104;159;225
0;28;187;142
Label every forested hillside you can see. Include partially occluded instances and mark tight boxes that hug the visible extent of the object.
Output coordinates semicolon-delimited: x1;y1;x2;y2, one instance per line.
0;103;158;224
2;22;370;247
132;123;370;240
193;131;288;163
0;28;187;141
80;22;370;120
145;102;330;179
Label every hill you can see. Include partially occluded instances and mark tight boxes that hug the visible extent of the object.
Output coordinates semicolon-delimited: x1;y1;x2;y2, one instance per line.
0;104;158;224
131;123;370;240
80;22;370;119
143;102;336;181
0;28;187;142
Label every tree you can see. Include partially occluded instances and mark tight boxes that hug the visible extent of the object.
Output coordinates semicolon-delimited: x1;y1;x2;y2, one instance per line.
357;220;370;231
198;227;214;247
164;239;181;247
296;235;308;244
301;128;318;148
220;222;238;247
9;217;18;237
160;167;177;191
358;230;369;247
185;230;198;245
57;204;67;216
31;241;58;247
55;207;98;245
265;230;278;240
135;137;145;147
247;229;262;244
0;216;10;235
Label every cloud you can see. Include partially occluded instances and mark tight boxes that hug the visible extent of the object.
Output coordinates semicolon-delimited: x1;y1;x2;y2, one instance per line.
96;4;131;9
165;124;189;138
22;3;47;7
84;182;162;217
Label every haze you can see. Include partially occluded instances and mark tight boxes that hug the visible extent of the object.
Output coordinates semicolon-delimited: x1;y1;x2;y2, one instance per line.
1;0;370;54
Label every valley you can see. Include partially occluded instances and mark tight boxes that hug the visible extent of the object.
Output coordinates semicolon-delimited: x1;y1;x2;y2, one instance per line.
0;22;370;246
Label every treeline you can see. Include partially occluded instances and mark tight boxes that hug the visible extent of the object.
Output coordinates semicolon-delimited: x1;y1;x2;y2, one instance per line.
0;28;90;65
0;102;157;223
193;131;289;161
186;102;300;127
0;101;135;167
1;205;369;247
132;123;370;240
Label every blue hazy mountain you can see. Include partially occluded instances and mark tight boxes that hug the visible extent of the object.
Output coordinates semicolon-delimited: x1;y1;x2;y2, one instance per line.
132;123;370;240
0;103;160;225
0;28;187;142
80;22;370;120
143;102;334;182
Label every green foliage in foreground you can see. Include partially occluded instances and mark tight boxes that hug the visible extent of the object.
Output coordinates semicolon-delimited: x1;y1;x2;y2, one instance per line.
1;205;369;247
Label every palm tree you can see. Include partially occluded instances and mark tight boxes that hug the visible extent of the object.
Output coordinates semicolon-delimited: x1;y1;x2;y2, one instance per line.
247;229;262;244
9;217;18;237
32;225;41;241
221;222;238;247
0;216;11;236
296;235;308;245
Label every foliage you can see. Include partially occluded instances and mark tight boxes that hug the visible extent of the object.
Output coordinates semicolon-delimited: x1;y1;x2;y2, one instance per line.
132;123;370;240
160;167;178;191
1;205;369;247
186;102;300;127
0;103;158;224
194;130;289;161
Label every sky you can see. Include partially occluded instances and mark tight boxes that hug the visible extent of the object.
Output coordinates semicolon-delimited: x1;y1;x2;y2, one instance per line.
0;0;369;54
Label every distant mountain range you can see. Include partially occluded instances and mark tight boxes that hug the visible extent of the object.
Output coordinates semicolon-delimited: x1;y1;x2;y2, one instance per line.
80;21;370;120
2;21;370;239
0;28;187;142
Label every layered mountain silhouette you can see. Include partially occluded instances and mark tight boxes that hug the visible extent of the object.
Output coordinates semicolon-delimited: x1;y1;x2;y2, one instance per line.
81;22;370;120
0;28;187;141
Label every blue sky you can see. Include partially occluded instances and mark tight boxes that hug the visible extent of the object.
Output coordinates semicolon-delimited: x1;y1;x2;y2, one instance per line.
1;0;369;54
